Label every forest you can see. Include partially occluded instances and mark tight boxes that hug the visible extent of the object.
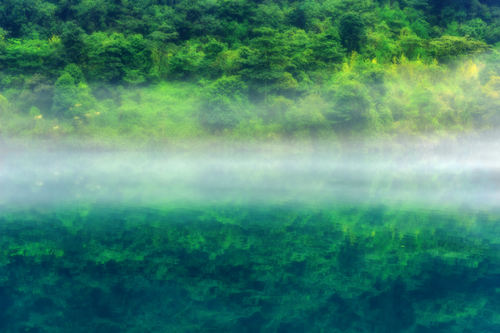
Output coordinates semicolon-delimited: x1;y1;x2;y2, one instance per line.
1;2;500;332
0;0;499;142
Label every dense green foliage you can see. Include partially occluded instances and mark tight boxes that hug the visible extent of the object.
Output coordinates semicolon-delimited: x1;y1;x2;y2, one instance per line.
0;204;498;332
1;55;499;142
0;0;499;140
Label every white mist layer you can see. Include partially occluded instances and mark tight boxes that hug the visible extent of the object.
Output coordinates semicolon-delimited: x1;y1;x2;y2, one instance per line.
1;135;499;211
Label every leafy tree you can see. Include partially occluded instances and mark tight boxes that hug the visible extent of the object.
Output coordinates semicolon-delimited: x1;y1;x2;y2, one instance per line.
289;6;307;29
199;75;248;131
0;38;64;76
339;12;366;53
15;73;54;113
363;23;400;62
61;22;86;63
52;73;78;116
398;28;426;60
410;19;432;39
84;32;151;83
459;18;487;40
63;64;85;85
168;41;205;79
253;3;285;29
240;28;292;98
201;38;228;78
0;0;57;38
428;35;489;62
484;23;500;44
74;0;112;32
52;71;95;118
324;80;373;132
311;27;345;66
285;94;329;136
378;5;410;35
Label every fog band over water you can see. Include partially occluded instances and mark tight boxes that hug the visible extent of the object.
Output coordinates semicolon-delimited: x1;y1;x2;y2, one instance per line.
1;135;500;211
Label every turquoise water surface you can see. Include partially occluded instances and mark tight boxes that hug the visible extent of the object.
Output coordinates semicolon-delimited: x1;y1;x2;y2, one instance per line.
1;140;499;332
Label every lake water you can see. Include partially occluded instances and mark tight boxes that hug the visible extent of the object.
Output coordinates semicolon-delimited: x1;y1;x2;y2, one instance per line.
0;138;499;332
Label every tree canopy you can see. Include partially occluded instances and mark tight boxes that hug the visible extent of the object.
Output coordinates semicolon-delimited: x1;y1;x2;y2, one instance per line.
0;0;499;139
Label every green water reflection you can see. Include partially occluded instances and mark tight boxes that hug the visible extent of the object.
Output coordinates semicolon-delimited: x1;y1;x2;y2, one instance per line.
0;204;498;332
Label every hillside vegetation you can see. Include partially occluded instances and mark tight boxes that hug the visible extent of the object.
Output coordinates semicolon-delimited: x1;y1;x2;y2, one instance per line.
0;0;499;142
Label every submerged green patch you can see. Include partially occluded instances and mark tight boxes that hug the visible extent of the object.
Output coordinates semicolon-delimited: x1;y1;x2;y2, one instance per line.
0;204;498;332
